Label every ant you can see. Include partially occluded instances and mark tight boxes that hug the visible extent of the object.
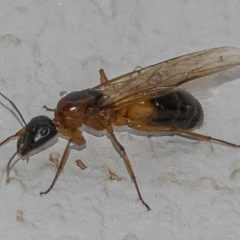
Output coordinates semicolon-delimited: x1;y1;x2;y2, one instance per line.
1;46;240;210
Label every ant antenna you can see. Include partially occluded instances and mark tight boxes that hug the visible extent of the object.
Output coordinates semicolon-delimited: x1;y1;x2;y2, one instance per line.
0;92;26;126
6;151;20;183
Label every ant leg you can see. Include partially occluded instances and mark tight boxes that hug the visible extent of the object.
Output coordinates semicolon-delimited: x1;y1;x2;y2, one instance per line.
174;128;240;148
0;135;18;147
106;125;151;211
0;128;24;147
40;129;86;195
99;69;109;83
40;140;72;195
42;105;55;112
127;122;240;148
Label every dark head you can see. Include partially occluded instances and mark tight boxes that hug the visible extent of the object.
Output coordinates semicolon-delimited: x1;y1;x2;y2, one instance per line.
17;115;58;156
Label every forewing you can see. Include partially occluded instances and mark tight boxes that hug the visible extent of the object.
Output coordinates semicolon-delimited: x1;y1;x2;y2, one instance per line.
94;47;240;107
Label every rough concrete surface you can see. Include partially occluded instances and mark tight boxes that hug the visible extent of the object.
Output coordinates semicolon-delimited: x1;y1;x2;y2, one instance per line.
0;1;240;240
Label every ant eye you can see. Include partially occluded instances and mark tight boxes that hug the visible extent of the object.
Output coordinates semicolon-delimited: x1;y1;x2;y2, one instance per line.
33;127;50;142
40;127;50;137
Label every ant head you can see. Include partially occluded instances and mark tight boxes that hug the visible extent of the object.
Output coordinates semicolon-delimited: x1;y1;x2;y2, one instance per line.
0;92;59;183
17;115;58;156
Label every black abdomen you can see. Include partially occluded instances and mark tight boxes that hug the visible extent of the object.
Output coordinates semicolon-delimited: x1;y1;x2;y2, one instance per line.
149;91;203;129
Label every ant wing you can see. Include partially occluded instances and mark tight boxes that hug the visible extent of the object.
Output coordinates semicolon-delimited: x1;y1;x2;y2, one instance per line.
94;47;240;107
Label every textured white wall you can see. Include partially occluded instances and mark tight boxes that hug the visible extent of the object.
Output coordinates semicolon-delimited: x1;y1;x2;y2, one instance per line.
0;1;240;240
